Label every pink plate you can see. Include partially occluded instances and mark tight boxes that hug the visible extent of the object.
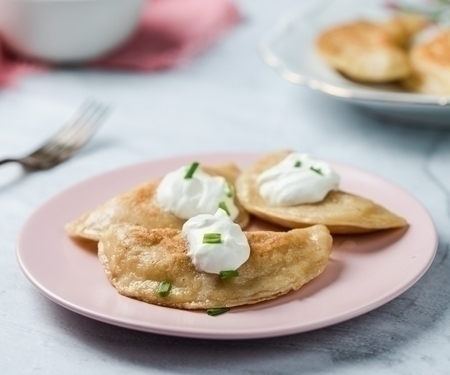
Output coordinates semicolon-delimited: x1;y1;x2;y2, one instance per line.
16;152;438;339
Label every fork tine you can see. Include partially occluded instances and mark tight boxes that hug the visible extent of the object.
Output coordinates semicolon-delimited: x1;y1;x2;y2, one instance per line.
64;102;110;147
45;104;108;153
30;101;109;159
34;100;99;147
36;100;107;151
26;101;109;169
0;100;110;171
49;100;108;146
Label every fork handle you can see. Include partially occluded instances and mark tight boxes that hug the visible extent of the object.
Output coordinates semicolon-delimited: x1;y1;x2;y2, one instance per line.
0;158;19;166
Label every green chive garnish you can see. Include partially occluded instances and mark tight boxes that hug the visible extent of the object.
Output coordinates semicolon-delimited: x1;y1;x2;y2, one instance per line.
310;166;323;175
219;270;239;279
224;181;234;197
207;307;230;316
218;201;230;215
294;160;302;167
184;162;200;179
157;281;172;297
203;233;222;244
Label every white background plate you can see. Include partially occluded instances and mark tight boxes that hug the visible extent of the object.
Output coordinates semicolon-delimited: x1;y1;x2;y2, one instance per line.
259;0;450;126
16;152;437;339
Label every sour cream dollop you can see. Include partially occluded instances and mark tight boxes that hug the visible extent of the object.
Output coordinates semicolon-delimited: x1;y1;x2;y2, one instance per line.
182;208;250;274
257;153;340;206
156;163;238;220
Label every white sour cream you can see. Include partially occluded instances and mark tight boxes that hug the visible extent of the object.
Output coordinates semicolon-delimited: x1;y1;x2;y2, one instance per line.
182;208;250;274
156;163;238;220
257;153;340;206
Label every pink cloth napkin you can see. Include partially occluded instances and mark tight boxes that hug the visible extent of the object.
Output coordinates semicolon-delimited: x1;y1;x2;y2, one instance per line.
0;0;241;86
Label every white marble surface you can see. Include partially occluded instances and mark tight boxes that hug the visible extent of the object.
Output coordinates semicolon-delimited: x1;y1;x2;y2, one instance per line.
1;0;450;374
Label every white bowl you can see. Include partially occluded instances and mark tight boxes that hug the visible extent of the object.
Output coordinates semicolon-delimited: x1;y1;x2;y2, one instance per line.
0;0;147;63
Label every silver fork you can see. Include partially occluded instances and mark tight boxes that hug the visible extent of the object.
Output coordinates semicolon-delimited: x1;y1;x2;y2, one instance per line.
0;100;109;171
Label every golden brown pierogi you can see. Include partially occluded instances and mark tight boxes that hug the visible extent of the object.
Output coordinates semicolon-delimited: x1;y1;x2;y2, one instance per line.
98;223;332;309
235;150;407;234
403;29;450;95
65;163;250;242
316;15;428;82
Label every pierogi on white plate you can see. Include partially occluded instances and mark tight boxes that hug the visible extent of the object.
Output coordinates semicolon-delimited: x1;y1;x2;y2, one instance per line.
316;14;428;83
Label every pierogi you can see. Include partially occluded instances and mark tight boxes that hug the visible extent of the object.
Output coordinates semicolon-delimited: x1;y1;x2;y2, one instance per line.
98;223;332;309
402;29;450;95
235;150;408;234
316;15;428;82
65;163;250;242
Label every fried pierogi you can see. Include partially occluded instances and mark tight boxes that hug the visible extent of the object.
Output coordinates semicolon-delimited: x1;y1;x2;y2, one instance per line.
98;223;332;309
403;29;450;95
380;14;429;47
316;15;427;82
65;163;249;242
235;150;407;234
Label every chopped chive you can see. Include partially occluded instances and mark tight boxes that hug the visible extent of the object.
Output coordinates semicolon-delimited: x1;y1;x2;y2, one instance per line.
206;307;230;316
203;233;222;244
219;270;239;279
218;201;230;216
310;166;323;175
224;181;234;197
157;281;172;297
294;160;302;167
184;162;200;179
